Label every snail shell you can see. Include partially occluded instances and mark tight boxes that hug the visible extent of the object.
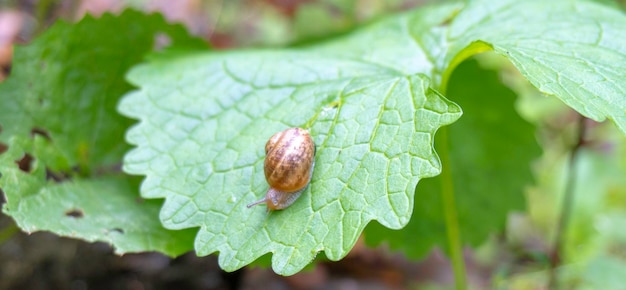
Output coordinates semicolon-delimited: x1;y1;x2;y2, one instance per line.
247;128;315;211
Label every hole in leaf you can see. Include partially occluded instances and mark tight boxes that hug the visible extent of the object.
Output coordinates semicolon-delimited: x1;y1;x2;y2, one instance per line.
0;188;6;205
0;142;7;155
65;209;84;218
2;65;9;79
71;165;82;174
15;153;34;173
110;228;124;234
45;169;71;182
30;127;51;140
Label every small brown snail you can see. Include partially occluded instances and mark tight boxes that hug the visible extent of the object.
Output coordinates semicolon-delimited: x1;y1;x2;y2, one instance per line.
247;127;315;211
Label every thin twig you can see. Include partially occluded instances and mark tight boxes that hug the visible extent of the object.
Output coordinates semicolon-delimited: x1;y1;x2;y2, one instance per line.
548;115;586;289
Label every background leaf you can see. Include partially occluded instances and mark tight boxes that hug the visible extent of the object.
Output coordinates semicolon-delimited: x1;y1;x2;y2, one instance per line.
318;0;626;132
446;0;626;133
0;10;205;256
0;137;196;255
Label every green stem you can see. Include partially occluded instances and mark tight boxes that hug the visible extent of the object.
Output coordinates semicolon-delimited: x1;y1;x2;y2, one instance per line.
438;127;467;290
437;52;469;290
548;115;585;289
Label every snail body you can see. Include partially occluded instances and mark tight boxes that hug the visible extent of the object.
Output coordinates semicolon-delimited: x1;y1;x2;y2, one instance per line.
247;128;315;211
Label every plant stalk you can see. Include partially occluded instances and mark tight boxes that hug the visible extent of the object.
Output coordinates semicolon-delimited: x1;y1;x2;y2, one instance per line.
548;115;586;289
438;127;467;290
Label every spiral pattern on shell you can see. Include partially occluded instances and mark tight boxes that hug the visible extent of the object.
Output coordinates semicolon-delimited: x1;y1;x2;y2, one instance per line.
264;128;315;192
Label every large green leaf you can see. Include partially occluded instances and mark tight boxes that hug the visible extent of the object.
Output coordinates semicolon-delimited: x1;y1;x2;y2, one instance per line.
119;54;462;274
0;10;204;256
120;0;626;275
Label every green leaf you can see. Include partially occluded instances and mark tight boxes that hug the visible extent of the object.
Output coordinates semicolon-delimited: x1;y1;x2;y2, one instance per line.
0;10;204;170
445;0;626;133
0;10;205;256
319;0;626;133
119;52;462;275
364;59;541;258
120;0;626;275
1;137;196;255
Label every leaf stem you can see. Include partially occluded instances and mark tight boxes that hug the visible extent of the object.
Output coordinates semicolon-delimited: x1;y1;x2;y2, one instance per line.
548;115;586;289
438;54;467;290
438;127;467;290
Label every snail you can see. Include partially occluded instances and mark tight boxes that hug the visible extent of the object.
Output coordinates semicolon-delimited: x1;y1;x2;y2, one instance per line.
247;127;315;211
